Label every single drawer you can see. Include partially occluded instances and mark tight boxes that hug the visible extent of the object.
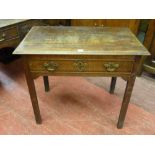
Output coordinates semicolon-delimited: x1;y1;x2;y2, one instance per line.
29;58;134;74
0;26;18;43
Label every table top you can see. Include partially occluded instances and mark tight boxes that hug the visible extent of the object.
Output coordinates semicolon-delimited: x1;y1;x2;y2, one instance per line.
13;26;149;56
0;19;28;28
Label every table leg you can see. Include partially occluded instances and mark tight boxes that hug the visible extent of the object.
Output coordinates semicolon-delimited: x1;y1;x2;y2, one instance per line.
24;63;42;124
117;76;136;129
43;76;50;92
109;77;117;94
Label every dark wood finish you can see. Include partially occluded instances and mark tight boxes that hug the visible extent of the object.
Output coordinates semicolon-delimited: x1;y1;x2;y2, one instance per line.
150;36;155;58
24;57;42;124
0;20;42;51
117;56;141;128
144;19;155;58
0;26;18;41
143;20;155;74
143;20;155;52
13;26;149;129
117;76;136;128
0;26;19;49
43;19;70;26
43;76;50;92
110;77;117;94
0;37;20;49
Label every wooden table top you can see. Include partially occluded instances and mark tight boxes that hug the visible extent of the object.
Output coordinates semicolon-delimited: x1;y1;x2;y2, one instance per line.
13;26;149;56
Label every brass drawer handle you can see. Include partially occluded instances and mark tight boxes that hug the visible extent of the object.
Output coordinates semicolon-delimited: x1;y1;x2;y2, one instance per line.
74;60;87;72
104;62;119;72
0;33;6;42
43;61;58;72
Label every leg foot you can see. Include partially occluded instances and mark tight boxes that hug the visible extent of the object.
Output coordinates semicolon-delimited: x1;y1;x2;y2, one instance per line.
36;116;42;124
117;121;123;129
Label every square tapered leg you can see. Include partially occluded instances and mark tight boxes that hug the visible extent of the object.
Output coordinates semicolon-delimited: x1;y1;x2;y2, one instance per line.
110;77;117;94
24;58;42;124
117;76;136;129
43;76;50;92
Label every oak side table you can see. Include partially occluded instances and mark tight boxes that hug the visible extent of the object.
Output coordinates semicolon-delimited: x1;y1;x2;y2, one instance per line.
13;26;149;129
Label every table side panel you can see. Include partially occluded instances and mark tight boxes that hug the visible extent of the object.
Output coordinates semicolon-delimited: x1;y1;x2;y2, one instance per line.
0;37;21;49
0;26;19;48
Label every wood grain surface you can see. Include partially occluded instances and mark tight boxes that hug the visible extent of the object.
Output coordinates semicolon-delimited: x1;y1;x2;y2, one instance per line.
13;26;149;56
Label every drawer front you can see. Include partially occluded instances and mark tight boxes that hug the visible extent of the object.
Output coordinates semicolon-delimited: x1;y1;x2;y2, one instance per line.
0;26;18;43
29;59;134;74
0;37;20;49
